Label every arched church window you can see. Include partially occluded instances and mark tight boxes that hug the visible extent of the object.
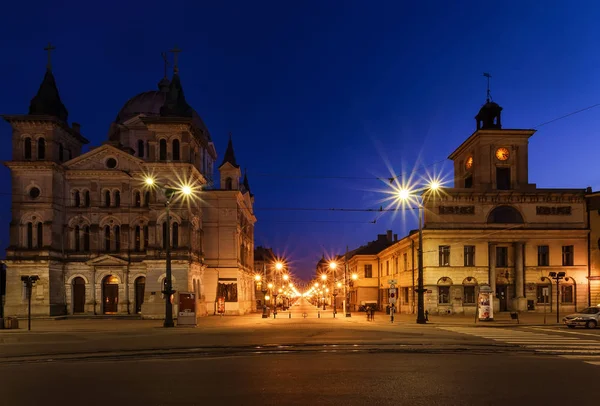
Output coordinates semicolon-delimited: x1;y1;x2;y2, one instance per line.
37;223;43;248
134;192;141;207
172;223;179;248
83;226;90;251
59;143;64;161
104;191;111;207
24;138;32;160
144;191;151;207
115;191;121;207
26;222;33;249
143;225;149;249
137;140;145;158
487;205;524;224
104;226;111;251
225;177;233;190
38;138;46;159
172;140;180;161
74;191;81;207
115;226;121;251
162;222;168;250
84;191;90;207
159;139;167;161
134;226;141;251
74;225;80;251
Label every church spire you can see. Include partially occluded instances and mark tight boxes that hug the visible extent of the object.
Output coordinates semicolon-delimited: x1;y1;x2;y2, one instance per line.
160;47;193;118
28;43;69;122
220;133;240;168
243;168;251;194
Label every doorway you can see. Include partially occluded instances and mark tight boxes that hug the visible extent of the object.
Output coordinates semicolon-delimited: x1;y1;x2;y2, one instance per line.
497;285;508;312
135;276;146;314
72;277;86;313
102;275;119;314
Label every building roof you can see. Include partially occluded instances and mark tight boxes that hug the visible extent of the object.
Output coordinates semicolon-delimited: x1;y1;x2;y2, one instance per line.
28;68;69;123
220;134;239;169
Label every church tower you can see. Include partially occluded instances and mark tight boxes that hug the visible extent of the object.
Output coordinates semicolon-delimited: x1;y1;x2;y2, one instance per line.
218;134;241;190
448;76;536;192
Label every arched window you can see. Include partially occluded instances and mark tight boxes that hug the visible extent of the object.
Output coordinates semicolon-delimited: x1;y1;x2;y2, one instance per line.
134;226;141;251
115;191;121;207
24;138;32;159
59;143;64;161
74;225;80;251
84;191;90;207
37;138;45;159
159;139;167;161
487;205;524;224
104;226;111;251
27;222;33;248
162;222;168;249
115;226;121;251
137;140;145;158
37;223;43;248
83;226;90;251
172;139;180;161
172;223;179;248
143;225;149;249
74;191;81;207
144;191;151;207
134;192;141;207
104;191;111;207
225;177;233;190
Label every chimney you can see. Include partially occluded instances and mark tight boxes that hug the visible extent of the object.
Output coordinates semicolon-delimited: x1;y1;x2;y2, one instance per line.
387;230;392;242
394;234;398;241
72;122;81;133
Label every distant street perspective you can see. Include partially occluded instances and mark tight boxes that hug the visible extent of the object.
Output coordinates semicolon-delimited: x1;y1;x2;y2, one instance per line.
1;298;600;405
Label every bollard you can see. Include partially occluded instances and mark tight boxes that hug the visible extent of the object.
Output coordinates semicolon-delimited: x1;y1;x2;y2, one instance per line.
289;312;291;319
318;311;321;318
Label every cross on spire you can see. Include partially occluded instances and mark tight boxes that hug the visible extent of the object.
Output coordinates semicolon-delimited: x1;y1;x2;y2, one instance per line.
170;46;182;74
483;72;492;103
44;42;56;70
161;52;169;79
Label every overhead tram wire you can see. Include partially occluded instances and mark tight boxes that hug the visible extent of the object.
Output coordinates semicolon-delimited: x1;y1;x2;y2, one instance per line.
248;101;600;183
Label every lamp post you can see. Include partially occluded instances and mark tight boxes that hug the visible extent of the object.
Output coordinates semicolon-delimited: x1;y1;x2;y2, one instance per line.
144;176;192;328
321;274;327;310
397;181;440;325
329;261;338;317
20;275;39;331
549;271;566;323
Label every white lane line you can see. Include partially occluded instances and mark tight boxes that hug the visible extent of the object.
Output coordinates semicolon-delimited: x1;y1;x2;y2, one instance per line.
585;361;600;365
535;349;600;353
560;355;600;359
529;327;600;338
524;345;600;349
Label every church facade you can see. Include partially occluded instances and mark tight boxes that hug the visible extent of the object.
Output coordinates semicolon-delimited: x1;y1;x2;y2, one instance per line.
1;52;256;318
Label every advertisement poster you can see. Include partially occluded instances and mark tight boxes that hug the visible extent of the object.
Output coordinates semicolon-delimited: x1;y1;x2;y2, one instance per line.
478;290;493;321
217;296;225;314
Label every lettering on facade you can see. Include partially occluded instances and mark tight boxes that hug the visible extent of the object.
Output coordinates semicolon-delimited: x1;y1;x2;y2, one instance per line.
438;206;475;215
535;206;572;215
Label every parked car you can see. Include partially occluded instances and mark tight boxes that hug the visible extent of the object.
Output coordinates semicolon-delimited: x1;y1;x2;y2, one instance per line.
562;306;600;329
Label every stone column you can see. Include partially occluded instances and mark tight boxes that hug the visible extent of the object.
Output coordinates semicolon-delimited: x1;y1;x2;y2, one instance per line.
489;243;499;312
514;242;527;311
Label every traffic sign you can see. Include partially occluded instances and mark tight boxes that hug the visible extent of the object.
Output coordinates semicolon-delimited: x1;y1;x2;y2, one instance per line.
388;279;397;285
389;288;397;304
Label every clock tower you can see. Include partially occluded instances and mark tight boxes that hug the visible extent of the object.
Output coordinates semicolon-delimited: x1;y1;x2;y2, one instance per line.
448;100;536;192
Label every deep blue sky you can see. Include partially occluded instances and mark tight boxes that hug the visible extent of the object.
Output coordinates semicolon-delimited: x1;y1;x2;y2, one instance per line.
1;1;600;281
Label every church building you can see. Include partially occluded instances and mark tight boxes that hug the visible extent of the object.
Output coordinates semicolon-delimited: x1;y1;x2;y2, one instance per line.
1;48;257;318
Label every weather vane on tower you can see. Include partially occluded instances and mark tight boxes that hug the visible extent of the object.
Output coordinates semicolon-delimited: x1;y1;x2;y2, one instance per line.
44;42;56;70
483;72;492;103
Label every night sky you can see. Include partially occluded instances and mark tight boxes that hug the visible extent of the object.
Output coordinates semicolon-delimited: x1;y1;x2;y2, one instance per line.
1;1;600;281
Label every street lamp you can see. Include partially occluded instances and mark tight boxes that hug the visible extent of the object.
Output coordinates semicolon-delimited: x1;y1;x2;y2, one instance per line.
549;271;566;323
321;274;327;310
397;180;441;325
144;176;193;328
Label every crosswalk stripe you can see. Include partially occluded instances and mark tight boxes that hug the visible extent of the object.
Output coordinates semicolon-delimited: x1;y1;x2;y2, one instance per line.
586;361;600;365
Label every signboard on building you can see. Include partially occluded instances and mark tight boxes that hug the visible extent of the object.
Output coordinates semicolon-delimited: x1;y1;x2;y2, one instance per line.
177;292;197;327
217;296;226;314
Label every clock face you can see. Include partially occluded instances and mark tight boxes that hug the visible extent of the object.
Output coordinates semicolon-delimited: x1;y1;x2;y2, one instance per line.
465;156;473;170
495;147;510;161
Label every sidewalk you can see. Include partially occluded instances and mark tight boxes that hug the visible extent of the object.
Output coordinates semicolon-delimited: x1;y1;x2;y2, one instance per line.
365;311;563;327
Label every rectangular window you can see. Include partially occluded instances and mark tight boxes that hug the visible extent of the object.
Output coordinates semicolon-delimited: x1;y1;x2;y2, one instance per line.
438;286;450;304
496;246;508;267
403;253;408;271
394;257;398;274
538;245;549;267
438;246;450;267
403;287;409;304
561;285;574;303
463;286;476;304
465;175;473;188
386;261;389;276
537;285;550;304
364;264;372;278
464;245;475;266
562;245;574;266
496;167;511;190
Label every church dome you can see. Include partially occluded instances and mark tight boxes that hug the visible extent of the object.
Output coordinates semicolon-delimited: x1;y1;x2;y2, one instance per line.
114;80;211;140
475;100;503;130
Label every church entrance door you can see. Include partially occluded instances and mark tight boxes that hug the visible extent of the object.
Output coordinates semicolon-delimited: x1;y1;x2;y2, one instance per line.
135;276;146;314
102;275;119;314
497;285;508;312
72;277;86;313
